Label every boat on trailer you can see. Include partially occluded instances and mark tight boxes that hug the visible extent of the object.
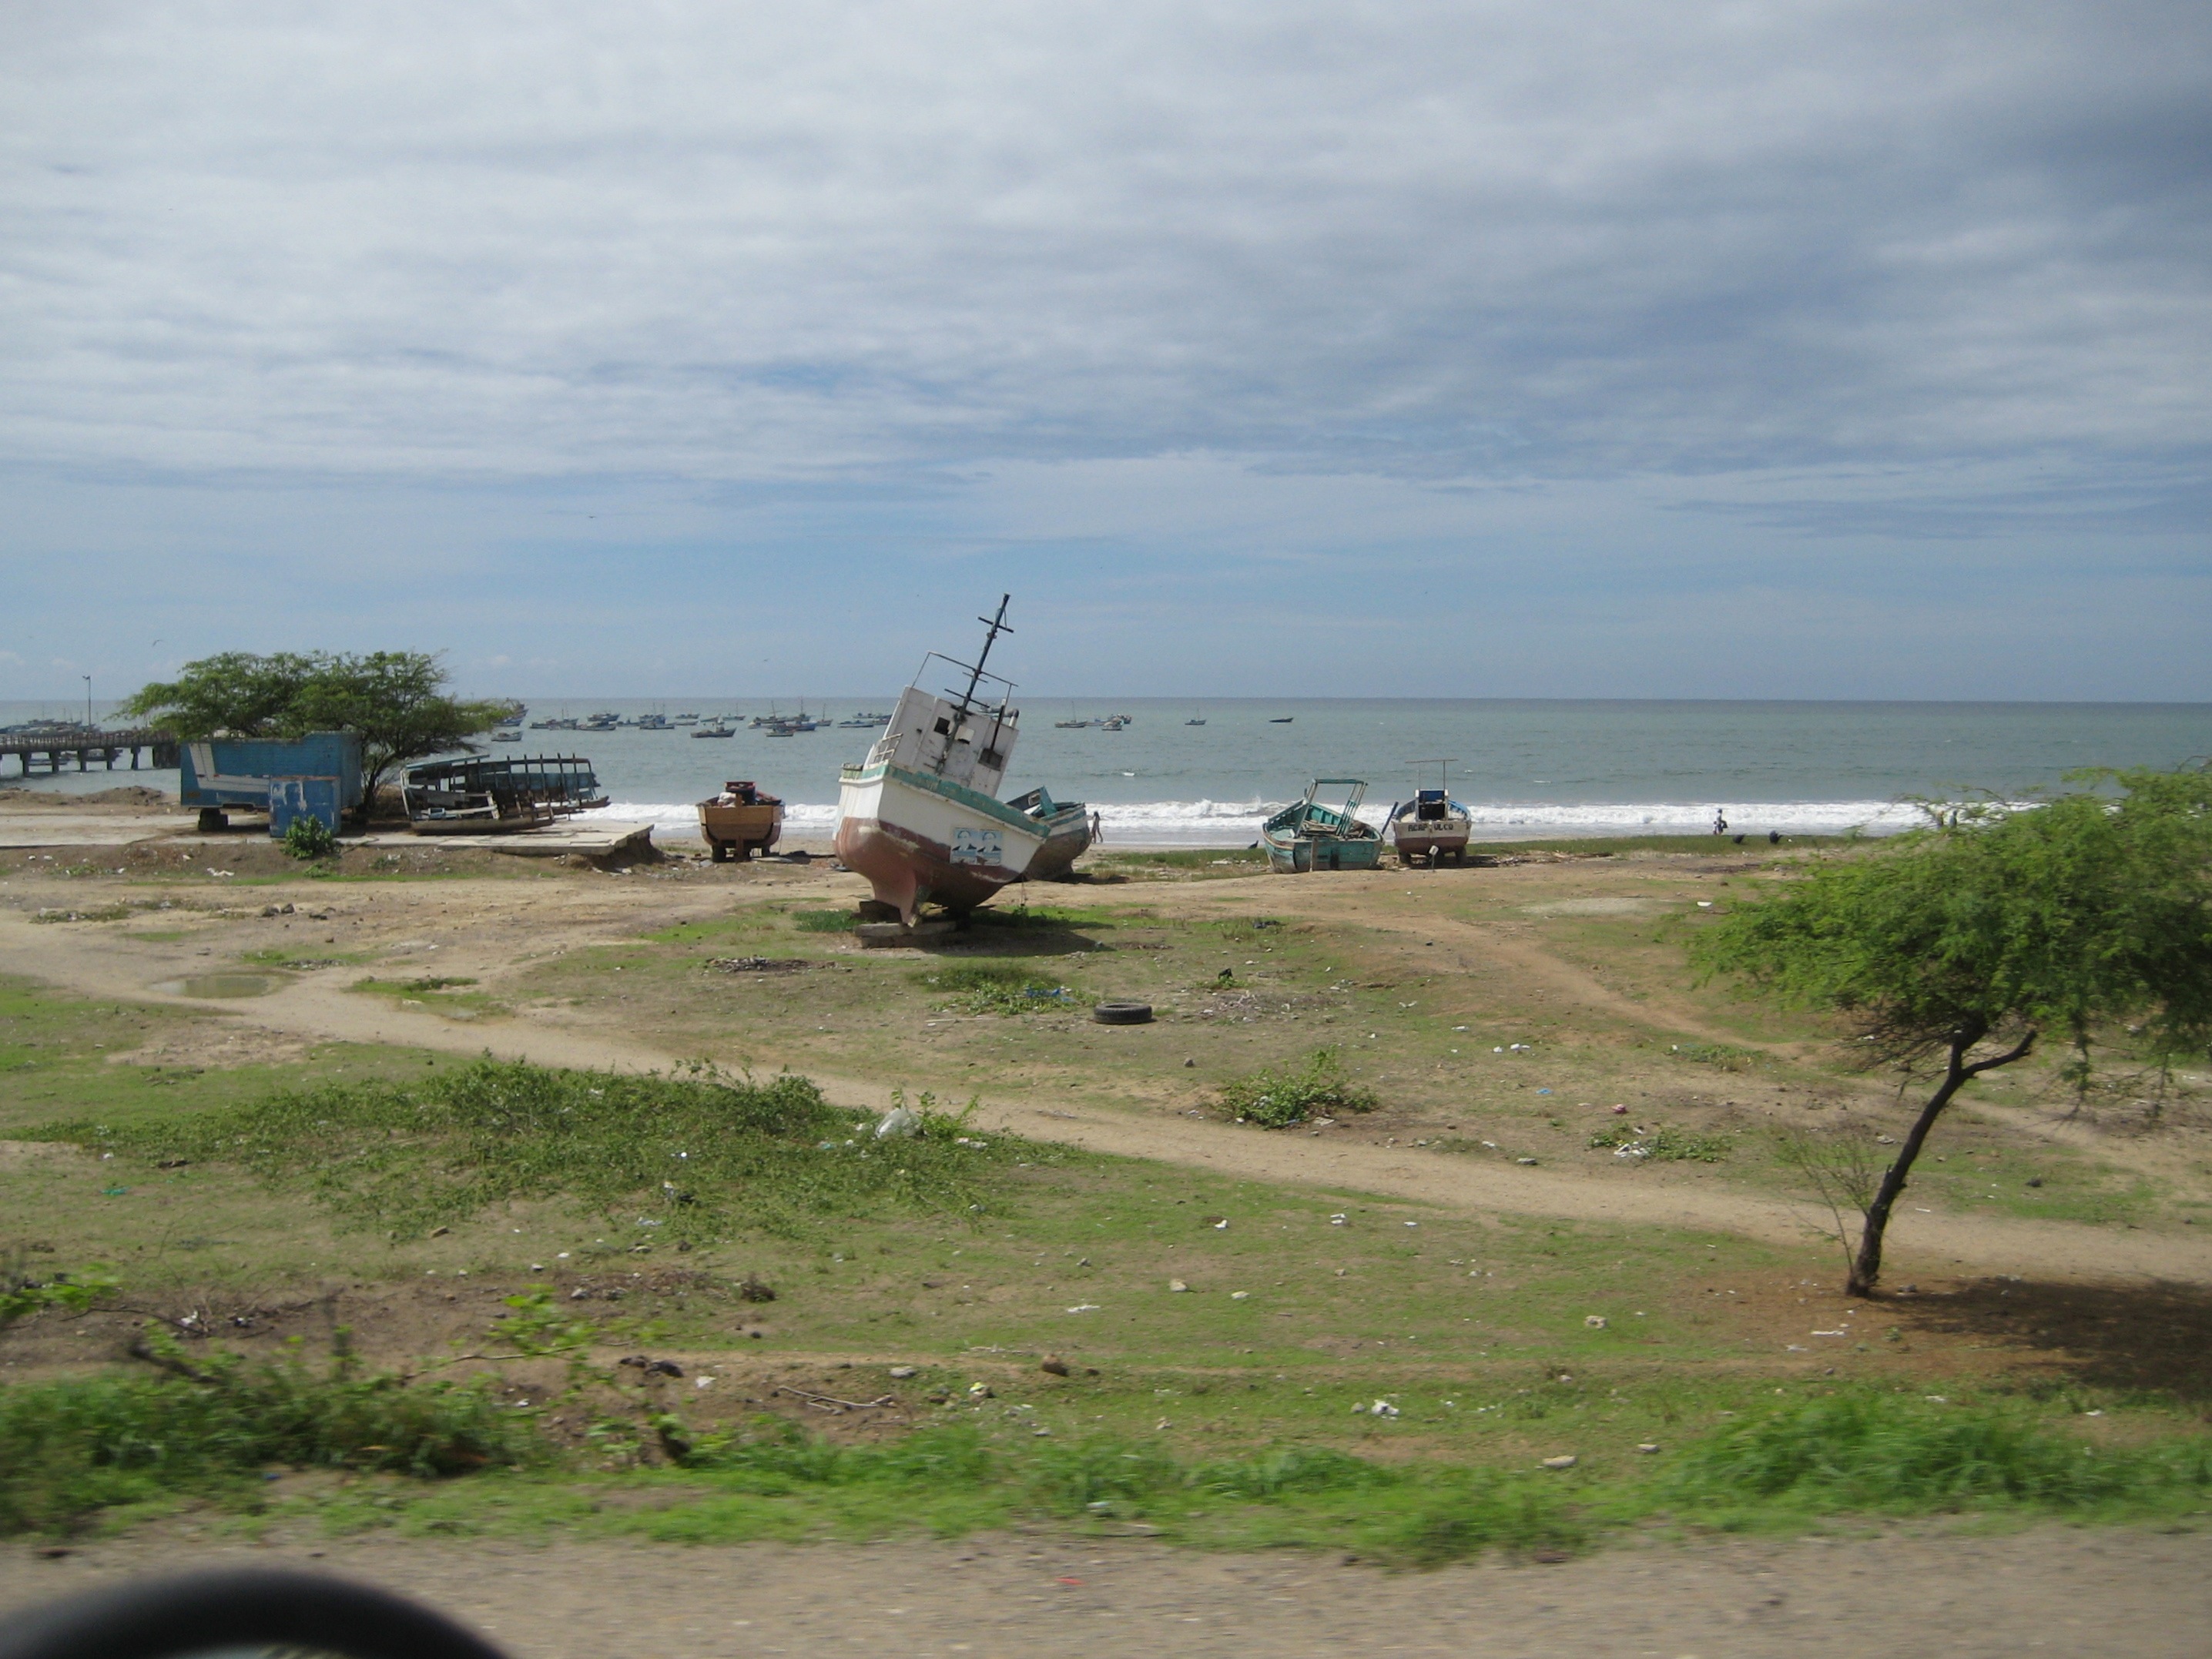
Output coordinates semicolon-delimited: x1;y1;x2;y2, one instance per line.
835;596;1093;923
1262;778;1383;872
1386;759;1476;866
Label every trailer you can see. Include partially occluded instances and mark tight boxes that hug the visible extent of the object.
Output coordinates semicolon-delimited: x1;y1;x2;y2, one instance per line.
179;734;364;834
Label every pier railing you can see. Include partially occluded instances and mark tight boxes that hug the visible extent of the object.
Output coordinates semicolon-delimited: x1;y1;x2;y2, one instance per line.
0;728;179;778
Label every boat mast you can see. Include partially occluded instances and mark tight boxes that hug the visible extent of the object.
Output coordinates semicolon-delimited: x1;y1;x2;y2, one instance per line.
949;594;1013;726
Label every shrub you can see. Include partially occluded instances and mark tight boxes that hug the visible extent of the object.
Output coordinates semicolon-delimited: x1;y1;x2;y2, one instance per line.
282;814;337;860
1217;1047;1379;1128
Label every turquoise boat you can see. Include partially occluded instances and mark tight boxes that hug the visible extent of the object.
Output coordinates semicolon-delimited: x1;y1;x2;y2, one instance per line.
1262;779;1384;873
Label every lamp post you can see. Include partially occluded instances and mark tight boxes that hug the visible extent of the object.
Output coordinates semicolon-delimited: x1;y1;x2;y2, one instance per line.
82;675;93;729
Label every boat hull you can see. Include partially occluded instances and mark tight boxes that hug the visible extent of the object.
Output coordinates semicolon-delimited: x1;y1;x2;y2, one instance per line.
697;799;784;860
1024;804;1095;882
1262;831;1384;873
836;763;1047;923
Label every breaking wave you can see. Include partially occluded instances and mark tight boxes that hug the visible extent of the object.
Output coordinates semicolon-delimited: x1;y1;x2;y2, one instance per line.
580;796;1929;846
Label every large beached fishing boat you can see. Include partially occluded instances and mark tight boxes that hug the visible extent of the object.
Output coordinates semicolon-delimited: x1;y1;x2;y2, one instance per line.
835;597;1092;923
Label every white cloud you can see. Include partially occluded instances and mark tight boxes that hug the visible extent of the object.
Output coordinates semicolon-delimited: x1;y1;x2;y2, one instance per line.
3;2;2206;493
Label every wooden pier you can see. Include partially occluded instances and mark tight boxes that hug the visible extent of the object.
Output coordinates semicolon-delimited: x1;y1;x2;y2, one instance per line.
0;728;177;779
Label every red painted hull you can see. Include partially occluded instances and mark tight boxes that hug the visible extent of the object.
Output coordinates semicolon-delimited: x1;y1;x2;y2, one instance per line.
835;815;1021;923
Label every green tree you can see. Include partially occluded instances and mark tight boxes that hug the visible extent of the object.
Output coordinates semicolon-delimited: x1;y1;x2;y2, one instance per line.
122;650;515;809
1692;766;2212;1295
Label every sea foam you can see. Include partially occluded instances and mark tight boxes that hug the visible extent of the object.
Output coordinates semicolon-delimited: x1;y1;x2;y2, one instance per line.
580;796;1927;846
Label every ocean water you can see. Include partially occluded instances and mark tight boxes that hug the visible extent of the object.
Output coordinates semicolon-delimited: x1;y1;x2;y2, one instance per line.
16;698;2204;846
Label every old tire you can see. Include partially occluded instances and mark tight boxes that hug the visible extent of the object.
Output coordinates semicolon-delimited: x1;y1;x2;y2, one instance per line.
1092;1000;1154;1026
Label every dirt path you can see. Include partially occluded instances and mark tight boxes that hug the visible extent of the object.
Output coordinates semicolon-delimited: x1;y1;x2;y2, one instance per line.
9;905;2210;1286
5;1525;2207;1658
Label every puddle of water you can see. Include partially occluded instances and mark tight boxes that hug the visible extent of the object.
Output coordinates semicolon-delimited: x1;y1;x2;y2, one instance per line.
151;973;281;999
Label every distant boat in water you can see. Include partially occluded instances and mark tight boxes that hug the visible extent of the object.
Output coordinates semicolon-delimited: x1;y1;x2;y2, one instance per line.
1269;716;1294;723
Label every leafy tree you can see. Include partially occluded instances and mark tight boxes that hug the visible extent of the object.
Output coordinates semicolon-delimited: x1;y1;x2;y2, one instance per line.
122;650;515;808
1693;766;2212;1295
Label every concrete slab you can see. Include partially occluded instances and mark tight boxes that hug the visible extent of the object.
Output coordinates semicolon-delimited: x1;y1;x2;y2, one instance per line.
0;813;199;848
350;820;658;857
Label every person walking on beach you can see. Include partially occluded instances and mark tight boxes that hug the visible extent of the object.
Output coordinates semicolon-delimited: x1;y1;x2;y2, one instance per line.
1712;809;1728;836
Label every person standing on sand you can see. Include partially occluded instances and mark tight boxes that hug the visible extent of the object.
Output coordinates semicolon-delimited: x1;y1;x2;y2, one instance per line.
1712;809;1728;836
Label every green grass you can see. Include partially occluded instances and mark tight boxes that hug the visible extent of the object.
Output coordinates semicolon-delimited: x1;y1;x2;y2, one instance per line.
0;1342;542;1536
240;947;374;970
344;975;504;1017
1094;848;1269;874
1587;1124;1735;1162
1670;1040;1761;1071
43;1059;1053;1245
10;1370;2204;1553
1474;834;1863;857
1660;1389;2212;1521
911;960;1078;1014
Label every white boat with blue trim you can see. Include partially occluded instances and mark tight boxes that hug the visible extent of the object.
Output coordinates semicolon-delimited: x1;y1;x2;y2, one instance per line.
834;597;1091;923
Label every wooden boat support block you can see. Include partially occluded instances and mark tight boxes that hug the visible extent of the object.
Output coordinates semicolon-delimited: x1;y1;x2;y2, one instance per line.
856;919;960;948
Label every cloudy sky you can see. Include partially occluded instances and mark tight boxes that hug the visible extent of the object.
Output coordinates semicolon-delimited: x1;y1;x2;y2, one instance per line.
5;1;2207;701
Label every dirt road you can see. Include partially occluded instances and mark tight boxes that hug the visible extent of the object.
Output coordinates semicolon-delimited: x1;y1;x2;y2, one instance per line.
5;1525;2207;1658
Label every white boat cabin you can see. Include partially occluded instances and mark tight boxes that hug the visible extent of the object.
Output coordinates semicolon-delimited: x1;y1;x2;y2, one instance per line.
867;682;1021;796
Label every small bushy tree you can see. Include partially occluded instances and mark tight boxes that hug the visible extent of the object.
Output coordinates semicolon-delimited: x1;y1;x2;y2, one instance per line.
1694;766;2212;1295
123;650;516;807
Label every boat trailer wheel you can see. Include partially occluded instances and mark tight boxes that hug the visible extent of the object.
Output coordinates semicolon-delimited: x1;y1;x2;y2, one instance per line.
0;1568;507;1659
1092;1000;1154;1025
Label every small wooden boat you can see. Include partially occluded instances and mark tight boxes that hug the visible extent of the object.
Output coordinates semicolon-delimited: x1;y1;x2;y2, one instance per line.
698;779;784;861
1005;786;1095;880
1386;760;1475;866
1269;716;1294;724
691;720;734;738
1262;779;1382;873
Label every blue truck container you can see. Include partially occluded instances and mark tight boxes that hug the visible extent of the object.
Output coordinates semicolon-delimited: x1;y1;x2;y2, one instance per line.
179;733;364;831
268;776;344;840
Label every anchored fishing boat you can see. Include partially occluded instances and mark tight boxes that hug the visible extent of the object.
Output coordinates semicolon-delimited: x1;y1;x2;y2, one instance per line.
1261;778;1383;873
1386;759;1476;866
835;596;1092;923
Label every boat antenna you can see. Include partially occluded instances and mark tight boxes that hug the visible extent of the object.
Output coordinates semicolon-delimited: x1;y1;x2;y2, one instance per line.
951;594;1014;722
